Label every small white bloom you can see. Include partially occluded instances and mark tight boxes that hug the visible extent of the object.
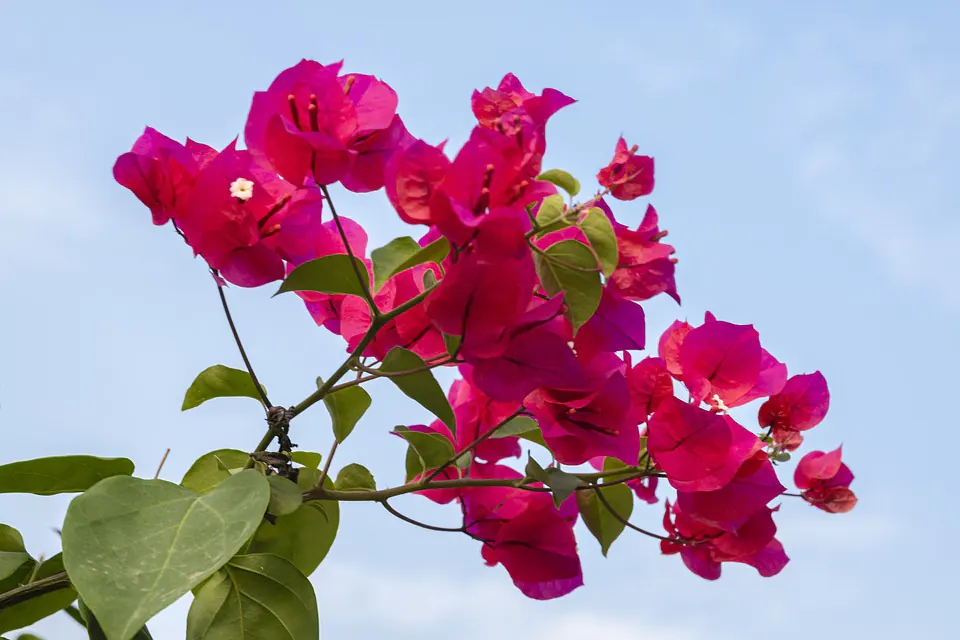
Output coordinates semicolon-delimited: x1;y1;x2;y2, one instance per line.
230;177;254;201
710;394;730;413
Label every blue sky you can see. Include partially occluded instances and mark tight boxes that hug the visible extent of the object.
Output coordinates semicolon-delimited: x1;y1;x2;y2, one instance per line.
1;1;957;638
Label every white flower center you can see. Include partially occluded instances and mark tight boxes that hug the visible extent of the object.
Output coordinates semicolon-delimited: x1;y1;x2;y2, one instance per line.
710;394;730;413
230;177;254;201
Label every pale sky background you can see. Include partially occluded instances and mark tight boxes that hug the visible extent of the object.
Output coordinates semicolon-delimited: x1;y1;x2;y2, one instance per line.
1;1;957;638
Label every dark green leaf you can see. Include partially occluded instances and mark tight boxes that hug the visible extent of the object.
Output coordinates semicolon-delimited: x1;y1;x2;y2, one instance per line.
489;416;538;439
0;554;78;634
333;464;376;492
182;366;264;411
774;451;792;463
371;236;421;292
380;348;455;432
290;452;322;471
275;254;370;298
322;386;372;444
442;333;461;358
180;449;249;495
534;239;602;330
0;456;135;497
64;604;85;627
577;484;633;556
16;634;44;640
186;554;319;640
267;476;302;517
394;427;455;478
247;481;338;577
78;600;153;640
537;169;581;197
524;456;548;484
534;194;566;230
545;468;581;508
579;207;618;277
62;471;270;640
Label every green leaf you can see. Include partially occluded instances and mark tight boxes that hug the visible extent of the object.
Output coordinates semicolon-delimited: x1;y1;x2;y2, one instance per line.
334;464;376;492
534;194;566;230
489;416;538;439
64;604;86;627
186;554;319;640
393;426;455;479
545;468;581;508
0;554;78;634
62;471;270;640
371;236;420;292
322;386;372;444
267;476;302;517
275;254;370;298
180;449;250;495
371;237;420;292
392;237;449;277
182;365;264;411
576;484;633;556
537;169;581;197
579;207;618;277
524;456;548;484
0;456;135;497
0;525;31;582
290;452;322;471
442;333;461;358
16;634;44;640
774;451;791;463
247;488;338;577
78;600;153;640
379;348;456;433
534;239;602;331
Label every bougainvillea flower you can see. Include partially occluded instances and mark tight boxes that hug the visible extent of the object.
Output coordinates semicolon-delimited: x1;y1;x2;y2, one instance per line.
661;501;789;580
658;319;693;377
472;73;575;130
175;141;317;287
606;204;680;304
675;451;786;527
727;348;787;408
597;137;655;201
574;289;646;358
245;59;409;190
384;139;450;226
113;127;216;225
453;368;523;463
794;447;857;514
529;353;638;465
758;372;830;434
647;396;762;492
626;356;673;423
679;318;762;406
460;463;582;600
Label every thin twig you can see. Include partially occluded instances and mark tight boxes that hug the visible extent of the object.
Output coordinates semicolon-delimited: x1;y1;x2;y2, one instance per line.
591;484;693;545
380;500;465;533
153;448;171;480
316;440;339;489
320;183;378;313
423;407;526;483
215;278;271;408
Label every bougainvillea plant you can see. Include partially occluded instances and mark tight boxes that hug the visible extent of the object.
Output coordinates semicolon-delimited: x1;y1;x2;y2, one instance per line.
0;60;856;640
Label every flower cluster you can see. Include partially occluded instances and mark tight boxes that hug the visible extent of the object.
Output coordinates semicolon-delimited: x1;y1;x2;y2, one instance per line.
114;59;856;601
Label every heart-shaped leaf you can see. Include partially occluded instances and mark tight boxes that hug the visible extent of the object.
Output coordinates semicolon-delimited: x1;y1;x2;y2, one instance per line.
534;194;567;234
0;456;135;496
78;600;154;639
275;255;370;298
182;366;264;411
62;471;270;640
334;464;376;492
180;449;250;495
393;426;455;479
577;484;634;556
537;169;581;197
579;207;618;277
380;348;455;433
321;385;371;444
534;239;602;331
186;554;319;640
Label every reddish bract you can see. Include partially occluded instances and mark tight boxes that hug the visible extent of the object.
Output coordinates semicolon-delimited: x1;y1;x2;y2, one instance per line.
597;137;655;201
795;447;857;514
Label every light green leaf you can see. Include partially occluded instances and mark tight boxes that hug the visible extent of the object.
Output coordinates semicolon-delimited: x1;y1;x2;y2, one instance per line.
534;194;566;231
0;525;31;582
576;484;633;556
379;348;455;433
266;476;302;517
0;554;78;634
79;599;154;640
537;169;581;197
489;416;538;439
392;237;449;277
186;554;319;640
62;471;270;640
333;464;376;492
290;452;322;471
247;486;338;577
182;366;264;411
371;237;420;292
579;207;618;277
394;426;455;480
275;255;370;298
534;239;602;331
0;456;135;497
322;386;372;444
180;449;250;495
